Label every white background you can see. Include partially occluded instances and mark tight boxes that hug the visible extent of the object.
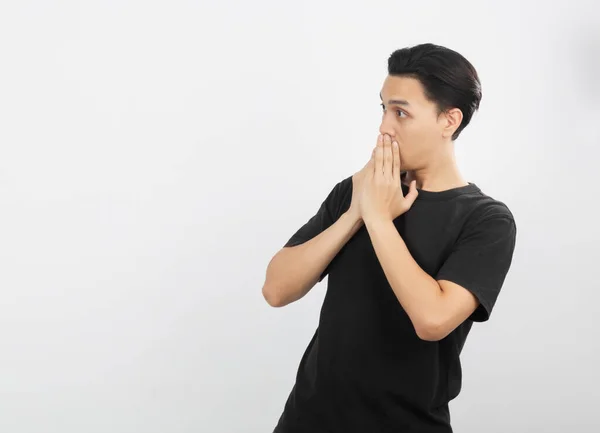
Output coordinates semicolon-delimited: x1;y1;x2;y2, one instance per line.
0;1;599;432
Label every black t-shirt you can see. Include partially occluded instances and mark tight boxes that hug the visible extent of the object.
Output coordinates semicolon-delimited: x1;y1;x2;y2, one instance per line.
273;175;517;433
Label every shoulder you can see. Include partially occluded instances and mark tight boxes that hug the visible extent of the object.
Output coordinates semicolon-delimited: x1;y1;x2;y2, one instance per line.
325;174;353;193
339;173;353;190
317;174;352;203
315;174;354;220
329;173;354;203
471;186;514;220
462;187;517;237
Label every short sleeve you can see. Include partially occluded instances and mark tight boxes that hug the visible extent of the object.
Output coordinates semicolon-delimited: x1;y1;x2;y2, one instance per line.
435;213;517;322
283;177;348;282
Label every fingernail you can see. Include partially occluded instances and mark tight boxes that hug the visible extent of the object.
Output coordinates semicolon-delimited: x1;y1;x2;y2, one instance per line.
393;141;398;147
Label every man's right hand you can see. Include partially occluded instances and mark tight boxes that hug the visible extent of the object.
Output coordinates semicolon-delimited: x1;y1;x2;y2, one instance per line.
346;137;379;224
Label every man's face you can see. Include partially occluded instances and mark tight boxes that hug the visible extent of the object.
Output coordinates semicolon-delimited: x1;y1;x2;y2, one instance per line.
379;75;446;171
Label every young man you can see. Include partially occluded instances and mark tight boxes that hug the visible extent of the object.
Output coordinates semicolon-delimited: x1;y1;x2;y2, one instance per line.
262;43;517;433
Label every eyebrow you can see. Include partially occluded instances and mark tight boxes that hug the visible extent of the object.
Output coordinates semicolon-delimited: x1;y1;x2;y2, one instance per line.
379;92;410;106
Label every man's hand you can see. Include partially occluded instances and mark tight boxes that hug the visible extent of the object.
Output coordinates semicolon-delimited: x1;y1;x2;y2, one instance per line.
346;138;379;224
359;134;418;224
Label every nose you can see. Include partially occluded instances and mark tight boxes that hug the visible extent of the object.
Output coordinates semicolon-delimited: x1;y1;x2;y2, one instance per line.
379;119;396;140
378;126;396;141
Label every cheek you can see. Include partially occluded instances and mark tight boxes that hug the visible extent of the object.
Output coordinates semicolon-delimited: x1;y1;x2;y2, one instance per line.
397;130;430;165
406;123;436;148
396;120;432;152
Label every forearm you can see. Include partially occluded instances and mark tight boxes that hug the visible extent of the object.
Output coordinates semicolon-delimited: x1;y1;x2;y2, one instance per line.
263;212;363;307
364;217;444;338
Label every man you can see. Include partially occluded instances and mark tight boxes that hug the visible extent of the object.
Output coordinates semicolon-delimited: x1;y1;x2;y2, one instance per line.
262;43;517;433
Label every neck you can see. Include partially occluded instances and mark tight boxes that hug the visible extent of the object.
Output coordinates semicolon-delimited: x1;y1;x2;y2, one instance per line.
402;143;468;192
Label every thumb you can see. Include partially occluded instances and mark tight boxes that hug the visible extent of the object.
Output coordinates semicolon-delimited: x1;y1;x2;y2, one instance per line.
405;180;419;204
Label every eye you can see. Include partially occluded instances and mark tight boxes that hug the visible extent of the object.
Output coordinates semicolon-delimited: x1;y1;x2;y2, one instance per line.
380;103;407;118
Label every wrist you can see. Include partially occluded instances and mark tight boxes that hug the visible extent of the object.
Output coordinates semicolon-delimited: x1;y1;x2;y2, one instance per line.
341;210;363;230
363;214;393;228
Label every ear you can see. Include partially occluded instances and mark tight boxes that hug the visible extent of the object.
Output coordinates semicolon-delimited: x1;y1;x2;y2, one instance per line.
440;108;463;139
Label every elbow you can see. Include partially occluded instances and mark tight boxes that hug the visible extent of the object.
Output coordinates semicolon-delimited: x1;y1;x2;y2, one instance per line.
262;284;286;308
262;253;288;308
414;319;448;342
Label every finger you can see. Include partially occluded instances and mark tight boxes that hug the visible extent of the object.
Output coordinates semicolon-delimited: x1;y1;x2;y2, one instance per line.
392;140;401;184
405;180;419;205
383;134;393;180
375;134;384;176
392;139;400;182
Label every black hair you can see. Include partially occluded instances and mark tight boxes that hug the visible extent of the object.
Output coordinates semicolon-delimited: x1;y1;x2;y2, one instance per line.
387;43;482;140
